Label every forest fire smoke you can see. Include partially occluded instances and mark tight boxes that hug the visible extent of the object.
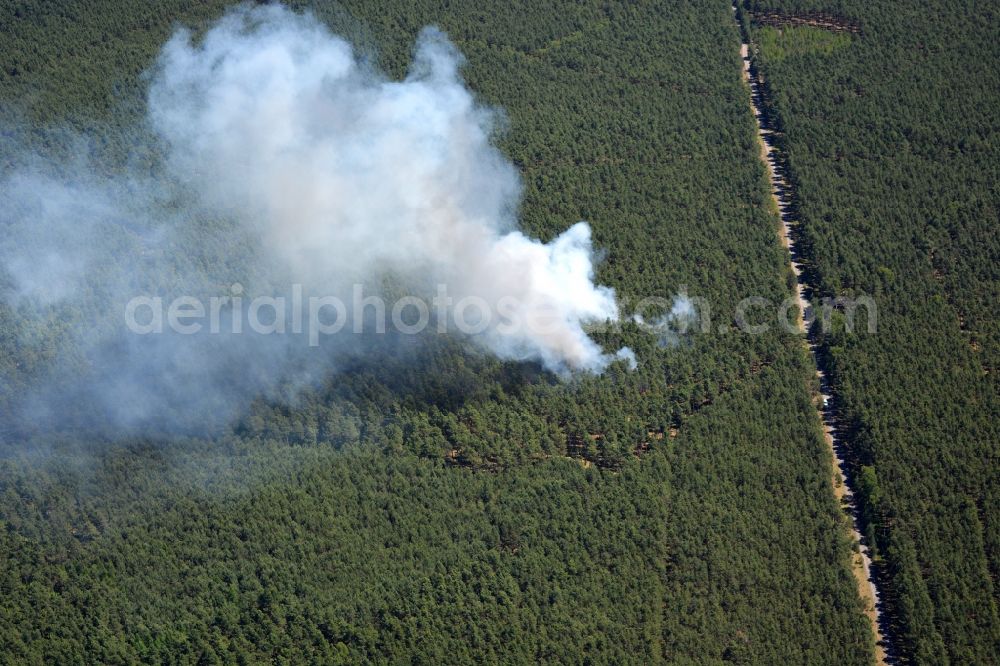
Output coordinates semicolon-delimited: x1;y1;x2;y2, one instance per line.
0;5;628;433
148;5;625;373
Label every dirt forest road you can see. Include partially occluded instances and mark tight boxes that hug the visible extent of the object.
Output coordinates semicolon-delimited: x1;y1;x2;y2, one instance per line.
733;5;894;664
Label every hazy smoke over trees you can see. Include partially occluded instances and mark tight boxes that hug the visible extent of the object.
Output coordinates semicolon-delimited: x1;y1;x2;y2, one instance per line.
0;4;628;436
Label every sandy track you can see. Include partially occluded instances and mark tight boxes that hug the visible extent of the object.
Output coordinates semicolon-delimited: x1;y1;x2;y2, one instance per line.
734;6;893;663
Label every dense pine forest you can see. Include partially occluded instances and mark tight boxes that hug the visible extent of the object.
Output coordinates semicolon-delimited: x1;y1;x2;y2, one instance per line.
0;0;993;663
743;0;1000;663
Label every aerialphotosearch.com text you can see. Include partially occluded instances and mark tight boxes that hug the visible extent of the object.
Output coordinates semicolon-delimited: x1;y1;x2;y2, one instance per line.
124;283;877;344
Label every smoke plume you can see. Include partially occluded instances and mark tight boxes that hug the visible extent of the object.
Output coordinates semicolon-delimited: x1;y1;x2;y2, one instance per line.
0;4;628;436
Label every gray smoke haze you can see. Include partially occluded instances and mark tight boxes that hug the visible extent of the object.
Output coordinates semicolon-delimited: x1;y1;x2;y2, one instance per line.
0;5;628;437
633;295;697;348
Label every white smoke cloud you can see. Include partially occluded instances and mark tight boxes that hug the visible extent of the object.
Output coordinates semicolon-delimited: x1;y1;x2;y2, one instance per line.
148;5;623;373
633;294;696;348
0;5;630;435
614;347;638;371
